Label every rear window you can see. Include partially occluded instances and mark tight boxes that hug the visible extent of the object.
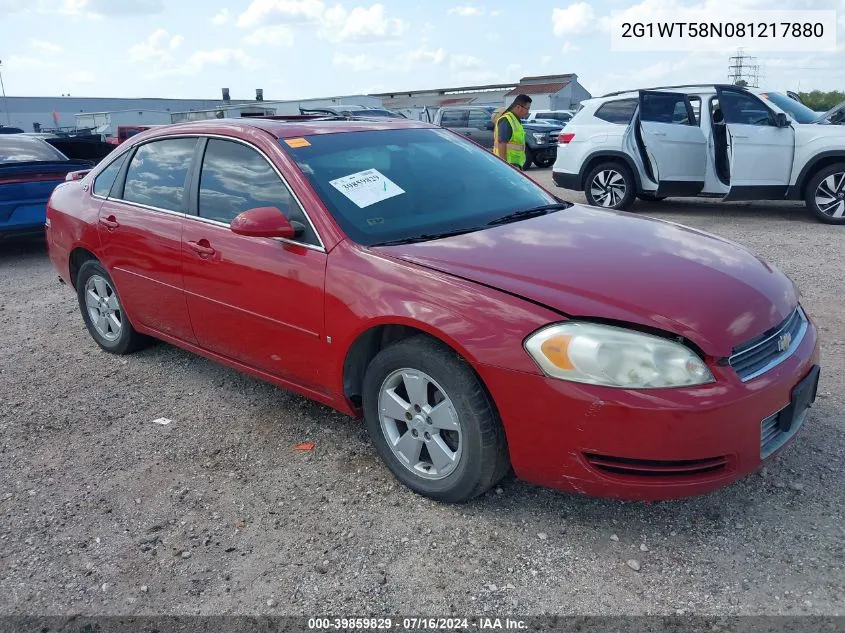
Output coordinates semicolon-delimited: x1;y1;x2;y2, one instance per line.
0;136;68;164
595;99;637;124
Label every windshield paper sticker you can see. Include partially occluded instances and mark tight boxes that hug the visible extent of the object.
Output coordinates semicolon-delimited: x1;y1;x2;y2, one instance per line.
329;169;405;208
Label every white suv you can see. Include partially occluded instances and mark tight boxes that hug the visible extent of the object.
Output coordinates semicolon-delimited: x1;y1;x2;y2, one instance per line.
552;84;845;224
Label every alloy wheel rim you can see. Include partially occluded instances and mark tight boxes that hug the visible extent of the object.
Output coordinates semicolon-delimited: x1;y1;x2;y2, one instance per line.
378;368;462;480
814;171;845;218
84;275;122;341
590;169;626;207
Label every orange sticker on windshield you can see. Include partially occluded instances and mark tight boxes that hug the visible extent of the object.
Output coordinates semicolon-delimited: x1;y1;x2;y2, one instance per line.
285;137;311;148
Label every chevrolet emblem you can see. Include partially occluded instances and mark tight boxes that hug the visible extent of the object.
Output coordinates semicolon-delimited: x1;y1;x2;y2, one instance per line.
777;332;792;352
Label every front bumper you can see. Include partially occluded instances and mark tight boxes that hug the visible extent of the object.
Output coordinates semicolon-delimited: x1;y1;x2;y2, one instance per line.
477;318;820;501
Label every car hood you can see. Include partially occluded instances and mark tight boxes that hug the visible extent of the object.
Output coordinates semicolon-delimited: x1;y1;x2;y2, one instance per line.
376;205;798;357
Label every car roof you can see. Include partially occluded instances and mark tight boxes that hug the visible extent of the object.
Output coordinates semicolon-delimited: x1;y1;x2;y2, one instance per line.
138;117;436;140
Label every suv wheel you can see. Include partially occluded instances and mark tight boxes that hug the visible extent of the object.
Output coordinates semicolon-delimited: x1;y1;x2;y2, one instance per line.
805;163;845;224
584;162;636;210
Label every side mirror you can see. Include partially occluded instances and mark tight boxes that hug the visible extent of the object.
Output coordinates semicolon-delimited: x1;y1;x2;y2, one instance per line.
775;112;790;127
230;207;300;239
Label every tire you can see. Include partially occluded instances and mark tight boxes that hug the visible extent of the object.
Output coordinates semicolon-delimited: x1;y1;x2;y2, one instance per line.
804;163;845;224
534;152;555;169
76;260;147;355
638;192;667;202
584;161;636;210
362;335;510;503
522;149;533;170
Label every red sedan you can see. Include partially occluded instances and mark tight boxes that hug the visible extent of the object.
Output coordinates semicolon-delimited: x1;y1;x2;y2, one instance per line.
45;118;821;503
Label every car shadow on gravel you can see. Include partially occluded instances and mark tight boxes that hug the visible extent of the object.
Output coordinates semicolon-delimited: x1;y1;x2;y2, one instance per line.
0;233;48;263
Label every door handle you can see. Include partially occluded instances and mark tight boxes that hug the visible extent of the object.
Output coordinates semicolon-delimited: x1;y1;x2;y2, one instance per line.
651;132;667;137
732;135;750;139
187;240;215;257
98;216;119;230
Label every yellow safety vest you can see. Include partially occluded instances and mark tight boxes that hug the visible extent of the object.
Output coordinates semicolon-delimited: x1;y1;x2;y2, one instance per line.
494;110;526;167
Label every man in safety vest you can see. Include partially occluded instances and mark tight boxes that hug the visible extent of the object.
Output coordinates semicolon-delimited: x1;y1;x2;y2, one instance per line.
493;94;532;169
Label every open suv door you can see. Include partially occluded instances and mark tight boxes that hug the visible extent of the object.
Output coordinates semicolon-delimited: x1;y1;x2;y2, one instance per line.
630;90;707;198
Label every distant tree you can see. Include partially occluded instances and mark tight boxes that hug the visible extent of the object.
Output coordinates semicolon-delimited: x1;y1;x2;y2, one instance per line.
734;79;749;87
798;90;845;111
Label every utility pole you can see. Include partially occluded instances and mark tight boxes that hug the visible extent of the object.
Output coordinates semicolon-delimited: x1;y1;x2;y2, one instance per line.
728;48;761;87
0;59;11;126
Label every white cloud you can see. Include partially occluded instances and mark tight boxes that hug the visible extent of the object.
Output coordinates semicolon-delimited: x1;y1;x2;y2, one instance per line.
148;48;260;78
333;45;447;73
128;29;183;63
551;3;596;37
447;5;483;17
319;4;407;43
561;42;580;53
491;9;499;16
450;54;483;71
245;24;295;46
236;0;325;28
31;39;63;53
236;0;407;43
2;54;59;70
211;8;230;24
541;55;553;67
486;33;500;42
506;63;521;79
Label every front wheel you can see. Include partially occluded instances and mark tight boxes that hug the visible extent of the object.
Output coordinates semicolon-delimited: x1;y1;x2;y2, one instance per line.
362;336;510;503
534;152;555;169
805;163;845;224
584;161;636;210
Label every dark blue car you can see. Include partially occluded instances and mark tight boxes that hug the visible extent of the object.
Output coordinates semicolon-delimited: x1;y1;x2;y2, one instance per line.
1;135;92;237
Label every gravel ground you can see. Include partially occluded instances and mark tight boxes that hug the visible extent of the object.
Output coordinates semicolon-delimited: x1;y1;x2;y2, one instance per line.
1;169;843;617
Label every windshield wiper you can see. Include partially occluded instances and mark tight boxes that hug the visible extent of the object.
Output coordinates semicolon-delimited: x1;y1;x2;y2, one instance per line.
370;226;486;247
486;202;571;226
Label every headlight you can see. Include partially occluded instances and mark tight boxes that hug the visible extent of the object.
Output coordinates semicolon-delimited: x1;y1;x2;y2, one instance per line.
531;132;547;144
524;322;714;389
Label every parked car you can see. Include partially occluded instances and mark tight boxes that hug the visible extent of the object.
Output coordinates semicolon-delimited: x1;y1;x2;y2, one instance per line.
1;135;93;237
432;105;563;168
552;84;845;223
814;99;845;126
24;131;115;163
107;125;165;146
525;109;575;126
299;105;407;119
46;117;820;503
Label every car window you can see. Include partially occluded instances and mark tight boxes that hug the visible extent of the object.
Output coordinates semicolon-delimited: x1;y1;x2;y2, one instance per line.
758;91;820;124
122;138;197;212
594;99;637;124
198;138;319;245
439;110;469;128
468;109;492;129
718;91;773;126
688;97;701;125
92;152;128;198
640;93;694;125
0;136;67;164
282;127;557;247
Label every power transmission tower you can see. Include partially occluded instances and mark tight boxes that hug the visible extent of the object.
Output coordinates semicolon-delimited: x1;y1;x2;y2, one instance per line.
728;48;760;87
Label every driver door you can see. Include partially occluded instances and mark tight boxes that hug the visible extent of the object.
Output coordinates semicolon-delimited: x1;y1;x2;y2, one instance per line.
636;90;707;197
714;87;795;200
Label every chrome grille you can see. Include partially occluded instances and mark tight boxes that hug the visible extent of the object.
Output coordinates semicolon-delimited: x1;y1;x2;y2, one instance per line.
729;307;807;381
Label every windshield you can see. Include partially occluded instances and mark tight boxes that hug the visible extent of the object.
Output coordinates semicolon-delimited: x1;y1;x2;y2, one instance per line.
758;91;820;124
282;128;556;246
0;136;68;164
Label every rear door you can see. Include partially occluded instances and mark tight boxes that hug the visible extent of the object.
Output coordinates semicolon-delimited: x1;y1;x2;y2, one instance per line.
438;109;471;140
714;87;795;199
636;90;707;197
96;137;199;343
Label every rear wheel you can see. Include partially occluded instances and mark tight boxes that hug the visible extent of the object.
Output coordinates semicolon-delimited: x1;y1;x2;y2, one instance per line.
362;336;510;503
584;161;636;210
805;163;845;224
76;260;147;355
